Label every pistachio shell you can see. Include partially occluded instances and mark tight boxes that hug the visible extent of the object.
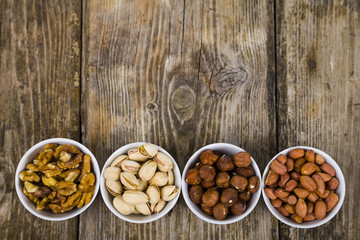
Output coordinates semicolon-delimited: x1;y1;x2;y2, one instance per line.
128;149;148;161
113;196;135;215
120;172;139;190
24;181;39;193
139;160;157;181
120;160;141;174
133;208;141;214
161;185;179;201
122;190;149;204
154;152;173;172
168;170;174;185
137;179;148;191
138;143;158;158
146;184;161;204
151;199;166;213
135;202;152;215
106;180;122;196
149;172;168;187
104;167;121;181
111;155;129;167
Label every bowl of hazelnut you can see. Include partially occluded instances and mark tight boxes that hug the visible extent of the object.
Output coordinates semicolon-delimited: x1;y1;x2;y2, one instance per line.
182;143;261;224
261;146;345;228
15;138;100;221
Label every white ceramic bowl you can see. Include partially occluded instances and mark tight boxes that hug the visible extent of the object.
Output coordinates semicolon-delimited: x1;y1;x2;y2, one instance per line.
15;138;100;221
182;143;262;225
261;146;345;228
100;142;182;224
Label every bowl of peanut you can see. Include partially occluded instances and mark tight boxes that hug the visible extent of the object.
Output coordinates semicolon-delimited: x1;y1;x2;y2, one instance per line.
261;146;345;228
15;138;100;221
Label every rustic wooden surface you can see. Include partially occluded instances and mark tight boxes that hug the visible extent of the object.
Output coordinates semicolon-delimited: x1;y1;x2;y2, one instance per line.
0;0;358;239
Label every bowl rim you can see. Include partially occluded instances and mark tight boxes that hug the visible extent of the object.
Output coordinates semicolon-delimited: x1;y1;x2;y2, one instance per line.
15;137;100;221
181;142;262;225
100;142;182;224
261;146;346;228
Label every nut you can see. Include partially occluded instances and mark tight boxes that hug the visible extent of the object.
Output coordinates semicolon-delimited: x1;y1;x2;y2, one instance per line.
293;188;310;198
289;148;305;159
215;171;230;188
59;151;72;163
325;193;338;212
149;172;168;187
201;179;215;189
278;173;290;187
189;185;204;204
139;160;157;181
312;174;325;195
120;160;141;174
265;169;279;185
271;198;282;208
327;177;339;190
136;179;148;191
168;170;174;185
247;176;260;193
120;172;139;189
235;166;255;178
274;188;290;198
320;163;336;177
104;167;121;181
200;149;219;165
291;214;303;223
113;196;135;215
314;200;327;220
264;188;277;200
55;181;77;196
146;184;161;204
294;158;306;173
290;171;301;181
270;160;287;175
230;175;248;192
123;190;149;204
233;152;251;167
200;202;213;216
106;180;122;196
276;154;287;164
295;198;307;218
307;201;314;214
34;186;51;198
185;169;202;185
286;158;294;172
151;199;166;213
199;165;216;181
213;202;228;220
19;170;41;182
135;202;152;215
111;155;128;167
317;172;332;182
307;192;319;203
128;149;148;161
154;152;173;172
42;176;57;187
300;176;317;192
315;154;325;165
305;150;315;162
238;191;252;202
284;203;295;214
202;189;220;207
24;181;39;193
285;179;298;192
287;195;297;205
300;162;317;175
161;185;179;201
230;199;246;215
138;143;158;158
220;188;238;207
278;206;290;216
304;213;316;221
216;155;235;171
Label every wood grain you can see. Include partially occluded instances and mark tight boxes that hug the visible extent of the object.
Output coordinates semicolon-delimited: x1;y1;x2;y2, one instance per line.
0;0;81;239
81;0;277;239
276;0;360;239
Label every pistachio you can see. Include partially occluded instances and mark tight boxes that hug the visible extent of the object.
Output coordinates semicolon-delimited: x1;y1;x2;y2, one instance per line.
106;180;123;196
146;184;161;204
138;143;158;158
149;172;168;187
137;179;148;191
122;190;149;204
120;160;141;174
133;208;141;214
104;167;121;181
161;185;178;201
151;199;166;213
113;196;135;215
154;152;173;172
120;172;139;190
128;149;148;161
135;202;152;215
24;181;39;193
168;170;174;185
139;160;157;181
111;155;129;167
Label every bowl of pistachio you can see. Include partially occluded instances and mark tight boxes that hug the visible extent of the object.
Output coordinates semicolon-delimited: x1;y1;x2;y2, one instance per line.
100;142;181;223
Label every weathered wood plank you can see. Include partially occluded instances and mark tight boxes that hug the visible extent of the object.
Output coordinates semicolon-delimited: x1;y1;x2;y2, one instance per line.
0;0;81;239
276;0;360;239
81;0;277;239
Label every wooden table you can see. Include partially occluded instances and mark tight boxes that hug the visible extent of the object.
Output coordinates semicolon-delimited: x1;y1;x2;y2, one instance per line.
1;0;359;239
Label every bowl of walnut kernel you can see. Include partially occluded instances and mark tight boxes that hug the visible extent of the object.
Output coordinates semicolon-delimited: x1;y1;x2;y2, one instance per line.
15;138;100;221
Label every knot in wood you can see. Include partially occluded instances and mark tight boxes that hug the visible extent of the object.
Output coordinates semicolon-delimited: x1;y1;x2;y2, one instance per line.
210;66;248;94
171;85;195;124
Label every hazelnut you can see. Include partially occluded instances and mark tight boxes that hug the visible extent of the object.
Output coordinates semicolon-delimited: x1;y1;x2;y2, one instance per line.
200;149;219;165
189;185;204;204
201;179;215;189
216;155;235;171
247;176;260;193
215;171;230;188
202;189;220;207
185;169;201;185
213;202;228;220
201;202;213;216
235;166;255;178
233;152;251;167
199;165;216;181
239;191;252;202
230;199;246;215
193;162;203;170
230;175;248;192
220;188;238;207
